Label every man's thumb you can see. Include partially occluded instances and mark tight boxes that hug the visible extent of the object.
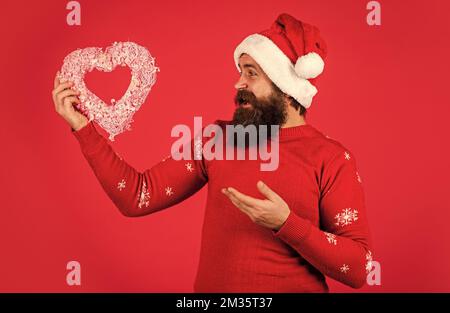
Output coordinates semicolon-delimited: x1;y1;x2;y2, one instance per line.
257;180;278;202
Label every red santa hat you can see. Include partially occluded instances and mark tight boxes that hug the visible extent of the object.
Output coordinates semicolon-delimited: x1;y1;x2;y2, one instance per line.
234;13;327;108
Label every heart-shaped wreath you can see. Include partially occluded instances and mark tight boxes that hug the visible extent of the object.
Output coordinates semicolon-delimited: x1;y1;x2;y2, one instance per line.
59;41;159;141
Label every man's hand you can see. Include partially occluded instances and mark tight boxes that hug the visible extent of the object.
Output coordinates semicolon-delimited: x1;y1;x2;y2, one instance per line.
52;72;88;131
221;180;290;231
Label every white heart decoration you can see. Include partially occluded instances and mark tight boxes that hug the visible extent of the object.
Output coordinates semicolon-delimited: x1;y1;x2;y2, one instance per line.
58;41;159;141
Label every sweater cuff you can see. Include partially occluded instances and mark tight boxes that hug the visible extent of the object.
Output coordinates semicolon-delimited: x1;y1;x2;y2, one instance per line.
72;121;104;154
272;211;312;244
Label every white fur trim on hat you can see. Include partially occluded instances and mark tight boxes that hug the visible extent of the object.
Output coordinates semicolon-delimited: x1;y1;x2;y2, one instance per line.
234;34;318;108
295;52;324;79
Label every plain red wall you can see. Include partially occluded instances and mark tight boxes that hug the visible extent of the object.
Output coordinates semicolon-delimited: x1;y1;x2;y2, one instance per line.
1;0;449;292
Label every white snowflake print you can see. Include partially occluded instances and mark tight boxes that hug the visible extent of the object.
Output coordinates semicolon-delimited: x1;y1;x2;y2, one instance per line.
340;264;350;274
165;187;174;196
344;151;351;160
117;179;126;191
185;162;194;172
356;171;362;183
138;181;150;208
324;232;337;245
335;208;359;227
365;250;374;274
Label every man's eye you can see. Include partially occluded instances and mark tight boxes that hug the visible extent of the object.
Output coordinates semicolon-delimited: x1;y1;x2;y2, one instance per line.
248;71;256;76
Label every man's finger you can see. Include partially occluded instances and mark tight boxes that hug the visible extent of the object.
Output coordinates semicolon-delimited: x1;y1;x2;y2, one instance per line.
226;187;264;207
54;72;60;89
63;96;81;107
57;89;80;101
53;81;74;96
222;188;252;213
256;180;281;202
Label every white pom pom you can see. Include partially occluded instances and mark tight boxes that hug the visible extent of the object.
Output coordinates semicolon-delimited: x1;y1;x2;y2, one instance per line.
294;52;324;79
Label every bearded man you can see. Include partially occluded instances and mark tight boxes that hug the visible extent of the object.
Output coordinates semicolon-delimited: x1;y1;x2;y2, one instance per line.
52;13;373;292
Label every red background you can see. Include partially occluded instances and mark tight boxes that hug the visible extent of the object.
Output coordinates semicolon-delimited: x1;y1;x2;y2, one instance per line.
1;0;449;292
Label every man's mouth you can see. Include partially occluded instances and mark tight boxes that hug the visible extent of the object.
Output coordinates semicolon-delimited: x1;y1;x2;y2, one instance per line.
235;91;255;108
237;98;252;108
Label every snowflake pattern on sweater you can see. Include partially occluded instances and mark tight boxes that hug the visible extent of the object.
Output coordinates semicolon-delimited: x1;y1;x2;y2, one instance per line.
335;208;359;227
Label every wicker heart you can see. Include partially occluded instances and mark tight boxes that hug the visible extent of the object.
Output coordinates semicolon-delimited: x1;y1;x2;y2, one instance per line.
59;41;159;141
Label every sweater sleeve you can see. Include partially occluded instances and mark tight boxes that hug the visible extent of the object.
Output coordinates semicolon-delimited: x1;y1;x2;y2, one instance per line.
72;121;208;217
272;148;373;289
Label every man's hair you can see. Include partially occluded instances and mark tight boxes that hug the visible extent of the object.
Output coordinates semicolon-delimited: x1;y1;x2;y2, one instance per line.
271;82;307;116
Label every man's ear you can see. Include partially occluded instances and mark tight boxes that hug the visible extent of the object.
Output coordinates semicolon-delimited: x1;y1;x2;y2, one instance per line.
284;96;301;113
283;94;293;107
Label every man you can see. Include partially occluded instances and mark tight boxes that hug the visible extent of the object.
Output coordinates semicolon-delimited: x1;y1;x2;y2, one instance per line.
52;13;373;292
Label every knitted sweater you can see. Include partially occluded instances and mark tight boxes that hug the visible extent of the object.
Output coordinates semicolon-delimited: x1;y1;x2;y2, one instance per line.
72;120;373;292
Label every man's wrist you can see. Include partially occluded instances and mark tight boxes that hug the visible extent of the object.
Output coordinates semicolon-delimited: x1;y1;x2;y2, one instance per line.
71;118;88;132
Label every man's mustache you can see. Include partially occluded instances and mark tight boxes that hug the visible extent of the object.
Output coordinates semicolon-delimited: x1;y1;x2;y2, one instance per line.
234;90;257;106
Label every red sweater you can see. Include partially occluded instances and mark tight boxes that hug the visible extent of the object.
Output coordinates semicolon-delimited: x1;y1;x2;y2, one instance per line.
72;120;373;292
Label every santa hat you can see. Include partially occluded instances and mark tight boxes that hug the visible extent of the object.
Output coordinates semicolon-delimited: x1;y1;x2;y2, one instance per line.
234;13;327;108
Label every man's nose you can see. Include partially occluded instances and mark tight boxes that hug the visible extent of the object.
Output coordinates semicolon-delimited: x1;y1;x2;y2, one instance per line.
234;75;248;90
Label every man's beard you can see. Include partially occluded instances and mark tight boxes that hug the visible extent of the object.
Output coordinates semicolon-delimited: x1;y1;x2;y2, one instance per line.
232;86;288;127
230;85;287;147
